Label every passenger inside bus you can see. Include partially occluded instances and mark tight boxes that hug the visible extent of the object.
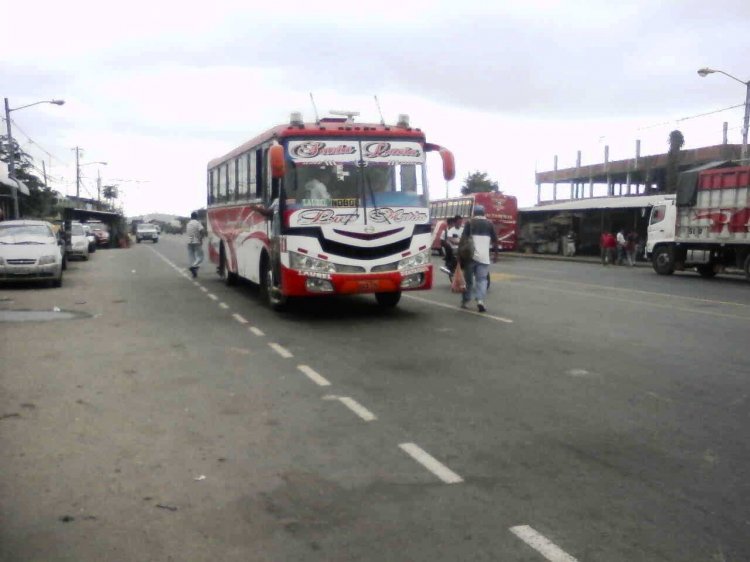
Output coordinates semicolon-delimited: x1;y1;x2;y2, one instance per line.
302;179;330;200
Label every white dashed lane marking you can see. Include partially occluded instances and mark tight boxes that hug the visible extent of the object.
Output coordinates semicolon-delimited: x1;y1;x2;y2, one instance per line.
249;326;265;337
232;313;248;324
268;342;293;358
219;302;229;309
398;443;463;484
324;395;375;421
510;526;579;562
297;365;331;386
207;294;218;301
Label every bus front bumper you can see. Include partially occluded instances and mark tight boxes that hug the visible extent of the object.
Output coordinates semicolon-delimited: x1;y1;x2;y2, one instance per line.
280;265;432;296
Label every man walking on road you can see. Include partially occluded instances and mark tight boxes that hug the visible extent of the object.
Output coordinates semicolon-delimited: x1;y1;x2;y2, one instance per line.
186;212;205;278
459;205;497;313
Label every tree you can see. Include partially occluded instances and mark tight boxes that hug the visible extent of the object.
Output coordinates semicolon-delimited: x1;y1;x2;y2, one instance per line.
665;130;685;194
102;185;118;209
0;134;61;217
460;171;499;195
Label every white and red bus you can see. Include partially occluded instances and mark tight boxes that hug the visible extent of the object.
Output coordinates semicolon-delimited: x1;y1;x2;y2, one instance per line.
430;191;518;253
206;112;455;309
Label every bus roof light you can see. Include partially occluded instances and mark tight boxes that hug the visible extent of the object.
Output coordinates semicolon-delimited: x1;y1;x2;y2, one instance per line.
290;112;304;126
397;114;410;128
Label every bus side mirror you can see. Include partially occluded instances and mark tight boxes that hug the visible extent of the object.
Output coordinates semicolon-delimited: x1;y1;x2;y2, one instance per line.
440;148;455;181
269;144;285;179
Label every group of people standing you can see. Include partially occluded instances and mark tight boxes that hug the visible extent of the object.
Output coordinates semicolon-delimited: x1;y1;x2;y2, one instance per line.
600;229;638;266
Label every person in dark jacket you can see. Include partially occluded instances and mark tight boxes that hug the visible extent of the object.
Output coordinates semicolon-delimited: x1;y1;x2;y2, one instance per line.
459;205;497;313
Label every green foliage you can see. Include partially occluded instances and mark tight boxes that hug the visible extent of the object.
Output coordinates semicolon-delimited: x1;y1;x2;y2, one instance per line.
460;171;499;195
665;130;685;194
1;134;61;218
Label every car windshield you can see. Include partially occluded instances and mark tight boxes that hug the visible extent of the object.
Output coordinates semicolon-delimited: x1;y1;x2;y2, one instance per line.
139;225;156;231
71;224;85;236
0;224;55;243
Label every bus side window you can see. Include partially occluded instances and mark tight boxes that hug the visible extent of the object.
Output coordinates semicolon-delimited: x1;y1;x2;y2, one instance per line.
207;169;214;205
218;165;227;202
227;159;236;201
238;153;248;200
254;149;262;200
247;151;256;199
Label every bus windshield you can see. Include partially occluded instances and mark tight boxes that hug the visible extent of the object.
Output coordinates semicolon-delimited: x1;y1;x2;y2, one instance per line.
284;139;427;208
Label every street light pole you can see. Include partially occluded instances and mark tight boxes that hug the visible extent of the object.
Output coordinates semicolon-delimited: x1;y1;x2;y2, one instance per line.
3;98;64;219
698;68;750;161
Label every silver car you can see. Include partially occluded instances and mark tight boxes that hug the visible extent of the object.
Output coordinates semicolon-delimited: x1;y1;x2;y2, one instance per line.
66;222;91;260
0;220;64;287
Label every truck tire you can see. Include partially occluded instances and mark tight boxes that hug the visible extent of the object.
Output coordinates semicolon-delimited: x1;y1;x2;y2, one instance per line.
652;245;675;275
697;264;717;278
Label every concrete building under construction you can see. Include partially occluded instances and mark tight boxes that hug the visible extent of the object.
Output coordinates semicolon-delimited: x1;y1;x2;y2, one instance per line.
521;143;745;257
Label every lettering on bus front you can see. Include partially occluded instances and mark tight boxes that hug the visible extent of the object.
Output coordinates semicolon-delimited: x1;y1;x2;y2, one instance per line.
369;207;428;223
296;209;361;225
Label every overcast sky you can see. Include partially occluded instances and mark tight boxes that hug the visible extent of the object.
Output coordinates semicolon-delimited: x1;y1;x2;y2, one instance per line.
3;0;749;215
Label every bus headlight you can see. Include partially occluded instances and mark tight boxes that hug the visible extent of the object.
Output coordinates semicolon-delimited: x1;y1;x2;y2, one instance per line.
289;251;337;273
397;250;430;271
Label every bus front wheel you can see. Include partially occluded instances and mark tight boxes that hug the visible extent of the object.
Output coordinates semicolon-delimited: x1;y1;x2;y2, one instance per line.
260;258;286;310
219;245;238;286
375;291;401;308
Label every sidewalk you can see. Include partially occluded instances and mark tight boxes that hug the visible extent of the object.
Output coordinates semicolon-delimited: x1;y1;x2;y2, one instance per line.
502;251;651;267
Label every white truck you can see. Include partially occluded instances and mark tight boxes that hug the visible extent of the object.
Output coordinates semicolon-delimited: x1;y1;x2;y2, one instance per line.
646;164;750;280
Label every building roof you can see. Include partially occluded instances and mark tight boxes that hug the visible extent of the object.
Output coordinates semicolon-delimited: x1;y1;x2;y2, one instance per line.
0;165;31;195
521;194;666;213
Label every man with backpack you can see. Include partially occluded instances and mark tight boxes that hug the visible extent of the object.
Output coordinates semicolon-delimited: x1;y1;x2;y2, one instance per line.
458;205;497;313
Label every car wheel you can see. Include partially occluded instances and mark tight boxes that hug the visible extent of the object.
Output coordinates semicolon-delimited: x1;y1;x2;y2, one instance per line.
136;238;141;243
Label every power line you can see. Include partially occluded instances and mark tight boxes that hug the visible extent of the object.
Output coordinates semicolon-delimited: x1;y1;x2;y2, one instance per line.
637;103;744;131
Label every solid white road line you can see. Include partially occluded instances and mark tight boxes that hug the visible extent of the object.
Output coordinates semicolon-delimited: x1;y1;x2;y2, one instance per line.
207;293;218;301
509;526;579;562
298;364;331;386
323;395;375;421
398;443;463;484
404;294;513;324
268;342;293;358
249;326;265;337
232;313;248;324
219;302;229;309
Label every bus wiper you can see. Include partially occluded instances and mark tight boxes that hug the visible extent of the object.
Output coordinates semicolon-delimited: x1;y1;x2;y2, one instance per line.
365;175;390;225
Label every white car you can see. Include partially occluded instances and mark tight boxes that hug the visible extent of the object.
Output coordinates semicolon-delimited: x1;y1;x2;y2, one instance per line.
135;223;159;243
83;224;97;253
0;220;64;287
66;222;90;260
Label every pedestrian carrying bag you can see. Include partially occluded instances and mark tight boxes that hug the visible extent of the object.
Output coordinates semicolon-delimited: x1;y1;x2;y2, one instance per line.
458;232;475;263
451;263;467;293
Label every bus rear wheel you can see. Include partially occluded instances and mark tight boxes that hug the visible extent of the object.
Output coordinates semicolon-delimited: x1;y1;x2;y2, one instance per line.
375;291;401;308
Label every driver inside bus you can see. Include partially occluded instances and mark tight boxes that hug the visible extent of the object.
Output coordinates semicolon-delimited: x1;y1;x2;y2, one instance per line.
302;178;330;200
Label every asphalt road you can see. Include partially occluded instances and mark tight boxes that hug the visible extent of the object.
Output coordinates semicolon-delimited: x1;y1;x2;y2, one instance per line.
1;235;749;562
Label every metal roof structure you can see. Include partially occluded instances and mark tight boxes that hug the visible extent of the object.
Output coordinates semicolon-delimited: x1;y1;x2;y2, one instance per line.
521;194;666;213
0;165;31;195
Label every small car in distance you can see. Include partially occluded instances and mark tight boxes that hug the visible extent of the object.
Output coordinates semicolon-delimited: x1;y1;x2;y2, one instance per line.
83;224;97;253
90;223;110;247
136;223;159;243
0;220;64;287
66;222;90;260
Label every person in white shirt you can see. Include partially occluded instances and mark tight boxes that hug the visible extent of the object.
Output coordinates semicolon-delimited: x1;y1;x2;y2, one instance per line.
186;212;205;278
616;229;627;265
303;179;330;201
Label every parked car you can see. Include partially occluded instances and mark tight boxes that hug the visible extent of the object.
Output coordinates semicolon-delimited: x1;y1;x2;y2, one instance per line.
89;223;110;247
83;224;97;253
67;222;90;260
135;223;159;243
0;220;64;287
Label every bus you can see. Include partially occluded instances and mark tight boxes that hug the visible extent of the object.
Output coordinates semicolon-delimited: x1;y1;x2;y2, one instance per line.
206;111;455;309
430;191;518;253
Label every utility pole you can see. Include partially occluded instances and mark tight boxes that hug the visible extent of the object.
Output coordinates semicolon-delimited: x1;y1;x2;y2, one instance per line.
75;146;81;199
42;160;48;186
97;168;101;207
4;97;19;219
